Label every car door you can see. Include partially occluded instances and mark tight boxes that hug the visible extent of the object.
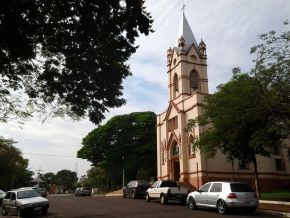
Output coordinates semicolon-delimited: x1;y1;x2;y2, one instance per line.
149;181;159;198
207;183;222;206
4;192;17;213
2;192;11;212
195;183;212;205
125;181;133;197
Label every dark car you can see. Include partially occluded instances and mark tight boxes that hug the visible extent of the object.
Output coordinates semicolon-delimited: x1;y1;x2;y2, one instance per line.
75;187;91;196
123;180;150;199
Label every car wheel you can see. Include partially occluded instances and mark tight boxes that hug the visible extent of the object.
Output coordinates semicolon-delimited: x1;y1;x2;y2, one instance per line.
132;191;136;199
145;193;150;202
217;199;227;214
42;207;48;215
1;206;8;216
188;197;197;210
123;192;126;198
160;194;168;205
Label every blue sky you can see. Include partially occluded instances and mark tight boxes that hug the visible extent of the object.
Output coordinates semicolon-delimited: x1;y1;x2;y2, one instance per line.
1;0;290;178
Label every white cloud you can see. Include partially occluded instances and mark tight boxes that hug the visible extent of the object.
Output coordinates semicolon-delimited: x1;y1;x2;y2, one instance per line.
1;0;289;178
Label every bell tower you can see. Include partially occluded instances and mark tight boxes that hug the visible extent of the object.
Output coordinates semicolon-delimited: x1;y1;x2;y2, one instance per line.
166;13;208;102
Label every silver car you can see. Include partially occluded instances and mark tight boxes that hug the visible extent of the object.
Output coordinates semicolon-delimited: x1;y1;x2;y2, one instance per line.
186;181;258;214
1;188;49;217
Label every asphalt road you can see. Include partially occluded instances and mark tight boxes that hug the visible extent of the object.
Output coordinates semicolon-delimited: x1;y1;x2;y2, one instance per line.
0;195;282;218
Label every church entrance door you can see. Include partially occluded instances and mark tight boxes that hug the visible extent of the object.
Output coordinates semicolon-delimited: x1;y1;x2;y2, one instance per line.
173;159;180;181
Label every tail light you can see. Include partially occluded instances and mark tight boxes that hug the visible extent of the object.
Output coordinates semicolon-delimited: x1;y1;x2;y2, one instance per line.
227;193;237;199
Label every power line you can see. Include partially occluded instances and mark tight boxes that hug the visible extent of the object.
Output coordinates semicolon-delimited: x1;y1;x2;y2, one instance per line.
24;152;77;158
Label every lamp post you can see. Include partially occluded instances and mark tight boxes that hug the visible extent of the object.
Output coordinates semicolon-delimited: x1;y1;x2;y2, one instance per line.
122;156;125;188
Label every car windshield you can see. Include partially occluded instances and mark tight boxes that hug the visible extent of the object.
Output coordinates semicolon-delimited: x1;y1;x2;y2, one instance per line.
230;183;254;192
17;190;39;199
139;181;149;186
160;181;177;187
83;187;90;191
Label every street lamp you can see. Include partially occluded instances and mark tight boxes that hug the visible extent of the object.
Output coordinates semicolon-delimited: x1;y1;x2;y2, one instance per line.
122;156;125;188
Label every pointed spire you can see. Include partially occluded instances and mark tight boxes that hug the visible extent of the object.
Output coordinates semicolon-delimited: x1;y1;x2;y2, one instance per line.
175;13;198;51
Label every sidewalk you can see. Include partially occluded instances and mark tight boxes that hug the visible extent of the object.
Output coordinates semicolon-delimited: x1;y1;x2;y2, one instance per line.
258;200;290;216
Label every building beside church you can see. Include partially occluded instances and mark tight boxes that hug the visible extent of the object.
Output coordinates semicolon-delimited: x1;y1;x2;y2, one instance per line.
156;13;290;192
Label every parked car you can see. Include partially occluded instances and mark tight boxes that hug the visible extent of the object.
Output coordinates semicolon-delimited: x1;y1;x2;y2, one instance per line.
0;190;6;205
123;180;150;199
186;181;258;214
1;188;49;217
32;187;48;198
146;180;189;205
75;187;91;196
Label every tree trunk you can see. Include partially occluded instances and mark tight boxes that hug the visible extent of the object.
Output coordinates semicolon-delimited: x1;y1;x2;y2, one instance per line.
252;155;261;197
231;159;235;181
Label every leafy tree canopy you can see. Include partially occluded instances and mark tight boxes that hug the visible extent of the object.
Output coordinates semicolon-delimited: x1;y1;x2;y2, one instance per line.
55;169;77;190
0;0;153;124
78;111;157;186
185;22;290;195
0;137;33;190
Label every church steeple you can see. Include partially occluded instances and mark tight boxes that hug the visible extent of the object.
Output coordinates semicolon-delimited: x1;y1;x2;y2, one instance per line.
175;13;198;51
167;11;208;102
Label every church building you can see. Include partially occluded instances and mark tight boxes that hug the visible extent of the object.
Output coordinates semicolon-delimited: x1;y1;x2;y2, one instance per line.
156;12;290;192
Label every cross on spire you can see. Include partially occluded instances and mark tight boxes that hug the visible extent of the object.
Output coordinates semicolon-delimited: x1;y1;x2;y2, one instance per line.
181;0;186;13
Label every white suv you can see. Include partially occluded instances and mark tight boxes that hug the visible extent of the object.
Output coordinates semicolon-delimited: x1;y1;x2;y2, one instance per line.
187;181;258;214
1;188;49;217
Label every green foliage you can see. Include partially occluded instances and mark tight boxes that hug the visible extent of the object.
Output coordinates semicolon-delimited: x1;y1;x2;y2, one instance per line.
54;169;77;191
78;111;157;188
260;191;290;202
0;0;153;124
81;167;108;191
0;137;33;190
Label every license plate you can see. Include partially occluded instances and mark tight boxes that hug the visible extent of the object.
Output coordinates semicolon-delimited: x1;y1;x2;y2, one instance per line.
34;207;41;211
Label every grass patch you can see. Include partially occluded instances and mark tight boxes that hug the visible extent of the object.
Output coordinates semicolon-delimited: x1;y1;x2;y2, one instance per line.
260;191;290;202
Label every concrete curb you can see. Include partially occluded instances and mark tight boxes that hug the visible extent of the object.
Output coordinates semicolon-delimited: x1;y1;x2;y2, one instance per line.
259;200;290;206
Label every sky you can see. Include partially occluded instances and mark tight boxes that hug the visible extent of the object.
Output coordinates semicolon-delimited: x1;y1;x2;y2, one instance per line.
1;0;290;179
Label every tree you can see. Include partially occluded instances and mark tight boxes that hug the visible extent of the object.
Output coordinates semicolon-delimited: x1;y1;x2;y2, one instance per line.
41;172;56;184
81;167;109;191
77;111;157;189
0;137;33;190
0;0;153;124
185;23;290;196
55;170;77;191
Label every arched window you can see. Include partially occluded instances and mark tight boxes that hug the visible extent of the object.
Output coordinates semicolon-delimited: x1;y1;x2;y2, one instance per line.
172;142;179;156
188;135;194;156
190;71;199;90
173;74;179;92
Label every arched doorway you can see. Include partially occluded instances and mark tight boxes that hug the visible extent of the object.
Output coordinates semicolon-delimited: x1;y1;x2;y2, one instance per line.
171;142;180;181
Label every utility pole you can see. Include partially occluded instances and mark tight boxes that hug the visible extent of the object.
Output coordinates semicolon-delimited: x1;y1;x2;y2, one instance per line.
36;167;44;187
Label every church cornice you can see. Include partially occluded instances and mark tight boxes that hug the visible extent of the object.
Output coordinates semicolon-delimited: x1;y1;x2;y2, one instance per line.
167;60;207;74
170;91;210;102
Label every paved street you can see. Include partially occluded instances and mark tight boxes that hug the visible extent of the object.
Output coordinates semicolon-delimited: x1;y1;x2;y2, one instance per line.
0;195;282;218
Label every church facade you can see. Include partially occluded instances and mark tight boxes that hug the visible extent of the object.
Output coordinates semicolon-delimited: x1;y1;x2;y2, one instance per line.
156;13;290;192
